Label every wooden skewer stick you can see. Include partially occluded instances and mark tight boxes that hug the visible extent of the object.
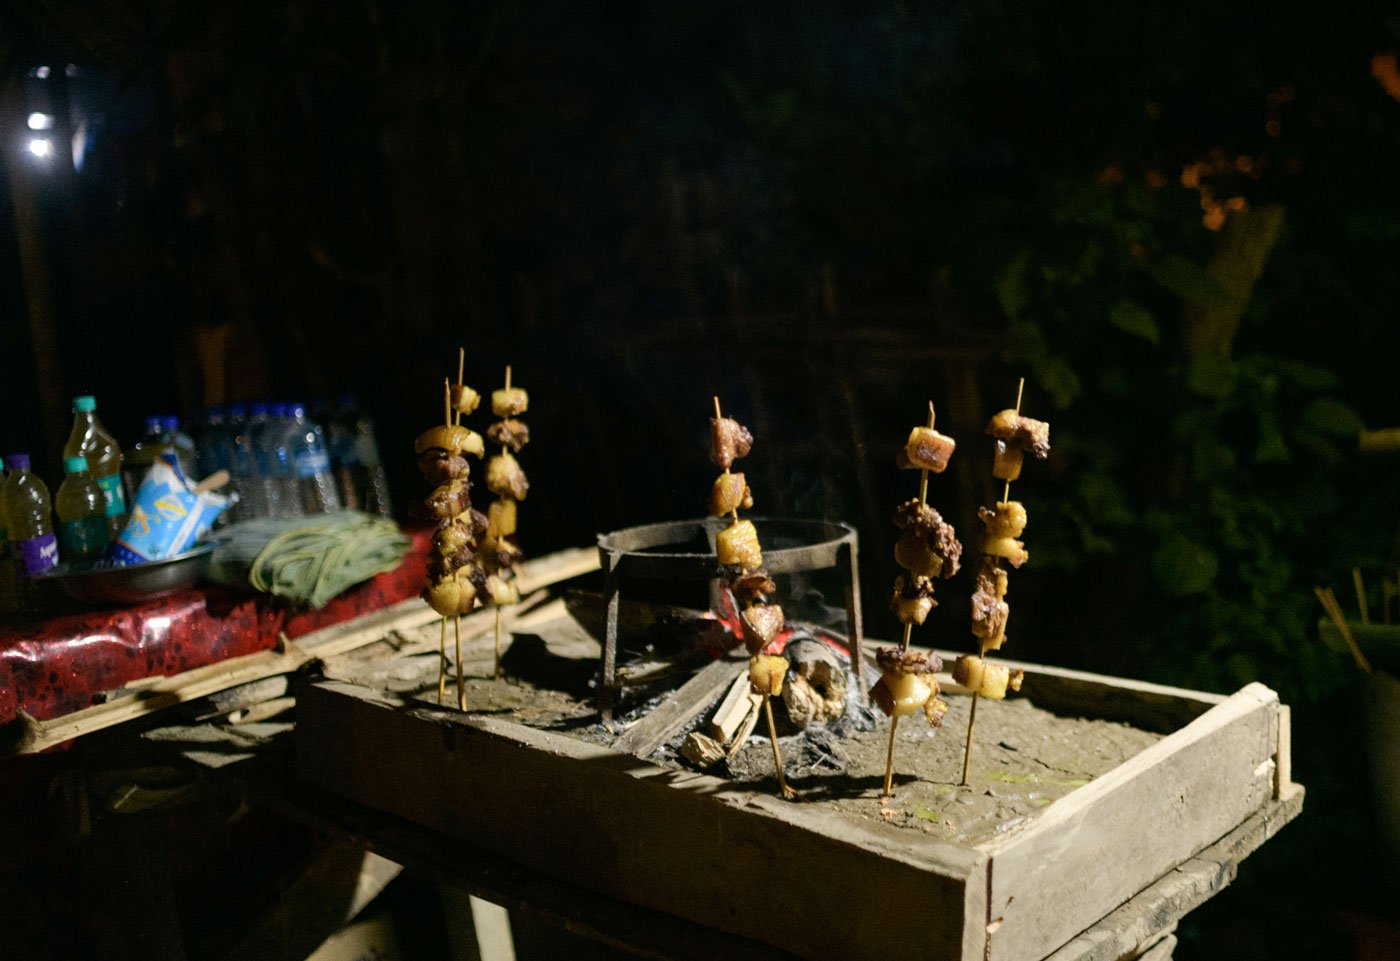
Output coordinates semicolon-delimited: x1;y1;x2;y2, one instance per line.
437;616;448;705
1353;567;1370;625
1315;586;1372;673
883;401;938;798
443;378;452;430
455;613;466;711
455;348;466;426
763;694;796;800
964;378;1025;786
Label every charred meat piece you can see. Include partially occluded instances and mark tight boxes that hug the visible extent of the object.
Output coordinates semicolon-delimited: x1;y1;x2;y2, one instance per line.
896;426;956;473
730;571;777;605
479;535;523;573
979;501;1027;538
893;512;963;579
487;418;530;452
875;646;942;676
891;498;940;532
418;449;470;486
748;653;789;696
740;602;786;654
708;472;754;517
890;574;937;626
415;425;484;458
708;416;754;470
970;560;1010;649
450;384;481;416
426;480;472;519
716;519;762;570
485;453;529;501
986;409;1050;459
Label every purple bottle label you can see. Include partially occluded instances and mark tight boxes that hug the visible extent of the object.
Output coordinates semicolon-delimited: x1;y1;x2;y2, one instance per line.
97;474;127;518
15;533;58;576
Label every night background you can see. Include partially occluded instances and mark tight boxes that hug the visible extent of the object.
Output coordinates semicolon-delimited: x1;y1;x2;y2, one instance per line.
2;1;1399;958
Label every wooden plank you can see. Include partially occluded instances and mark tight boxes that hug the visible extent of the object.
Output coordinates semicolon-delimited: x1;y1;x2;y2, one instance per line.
612;657;745;757
1044;789;1302;961
980;682;1279;961
709;670;761;744
296;680;983;961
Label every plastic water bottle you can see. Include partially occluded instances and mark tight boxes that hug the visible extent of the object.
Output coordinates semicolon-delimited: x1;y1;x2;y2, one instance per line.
248;403;285;517
55;456;110;561
2;453;59;594
161;415;198;478
328;394;393;517
122;416;169;504
196;406;229;477
63;395;126;536
225;403;258;520
284;402;341;514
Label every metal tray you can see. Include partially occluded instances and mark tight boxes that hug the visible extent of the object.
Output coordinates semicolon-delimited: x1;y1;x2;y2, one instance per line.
34;543;216;605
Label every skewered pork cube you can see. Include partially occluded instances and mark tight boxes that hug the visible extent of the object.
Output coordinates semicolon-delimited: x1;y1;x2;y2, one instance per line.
716;519;762;570
896;426;956;473
894;517;962;579
418;449;470;486
983;537;1028;568
992;441;1023;482
891;498;939;532
415;424;485;458
872;671;934;718
487;418;530;452
487;499;517;539
485;573;520;606
708;472;754;517
875;647;943;675
423;567;479;616
740;602;785;654
986;409;1051;459
491;387;529;417
890;574;937;626
427;541;476;582
748;653;789;697
952;655;1024;700
486;452;529;500
709;416;754;470
427;480;472;519
970;560;1010;650
730;571;777;605
979;501;1027;537
479;535;523;573
450;384;481;416
434;517;476;557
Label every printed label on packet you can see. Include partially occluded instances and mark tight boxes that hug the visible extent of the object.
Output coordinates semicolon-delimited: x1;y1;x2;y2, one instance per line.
15;533;58;576
109;454;226;563
97;473;127;518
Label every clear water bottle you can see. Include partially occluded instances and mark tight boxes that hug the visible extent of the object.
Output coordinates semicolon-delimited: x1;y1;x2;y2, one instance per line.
196;406;229;477
249;403;288;517
329;394;393;517
122;416;170;505
226;403;259;520
283;401;341;514
55;456;111;561
161;415;199;478
2;454;59;599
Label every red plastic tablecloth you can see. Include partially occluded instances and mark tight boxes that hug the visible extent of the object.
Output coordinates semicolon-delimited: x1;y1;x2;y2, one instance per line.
0;528;429;725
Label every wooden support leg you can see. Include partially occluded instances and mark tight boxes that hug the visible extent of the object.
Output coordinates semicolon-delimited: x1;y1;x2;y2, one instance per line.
599;557;621;721
842;541;866;702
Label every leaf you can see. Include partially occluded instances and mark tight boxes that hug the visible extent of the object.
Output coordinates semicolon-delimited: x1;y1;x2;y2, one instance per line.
1149;255;1231;307
1301;398;1364;437
1191;434;1237;481
1254;411;1291;463
997;250;1032;320
1185;354;1236;400
1152;536;1219;596
1108;300;1161;344
1078;472;1134;525
1035;356;1082;409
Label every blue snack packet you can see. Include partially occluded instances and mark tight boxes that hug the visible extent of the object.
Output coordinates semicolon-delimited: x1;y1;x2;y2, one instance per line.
109;454;228;564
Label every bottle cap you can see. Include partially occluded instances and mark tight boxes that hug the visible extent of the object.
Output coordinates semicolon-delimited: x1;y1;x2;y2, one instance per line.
288;402;307;417
73;395;97;413
0;457;5;472
7;453;31;471
64;456;89;474
161;415;180;431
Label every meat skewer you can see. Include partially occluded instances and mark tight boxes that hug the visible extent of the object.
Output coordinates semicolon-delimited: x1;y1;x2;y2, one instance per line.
483;365;528;680
709;396;794;800
958;378;1047;785
418;357;485;709
878;402;960;797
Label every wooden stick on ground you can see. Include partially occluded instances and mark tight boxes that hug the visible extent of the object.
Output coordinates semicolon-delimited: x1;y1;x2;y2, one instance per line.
455;614;466;711
1353;567;1370;625
1315;586;1372;673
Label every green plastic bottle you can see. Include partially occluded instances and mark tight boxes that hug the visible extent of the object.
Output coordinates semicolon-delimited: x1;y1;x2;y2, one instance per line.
55;456;110;562
64;395;127;535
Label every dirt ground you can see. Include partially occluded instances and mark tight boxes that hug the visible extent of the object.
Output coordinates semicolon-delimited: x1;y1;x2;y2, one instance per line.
394;613;1162;847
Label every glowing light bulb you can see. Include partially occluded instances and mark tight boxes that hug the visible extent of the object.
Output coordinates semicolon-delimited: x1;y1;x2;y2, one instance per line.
28;138;52;158
27;112;53;131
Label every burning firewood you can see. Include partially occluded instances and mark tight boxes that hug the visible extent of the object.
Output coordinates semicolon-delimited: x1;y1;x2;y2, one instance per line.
879;402;960;798
709;396;795;799
958;378;1046;785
